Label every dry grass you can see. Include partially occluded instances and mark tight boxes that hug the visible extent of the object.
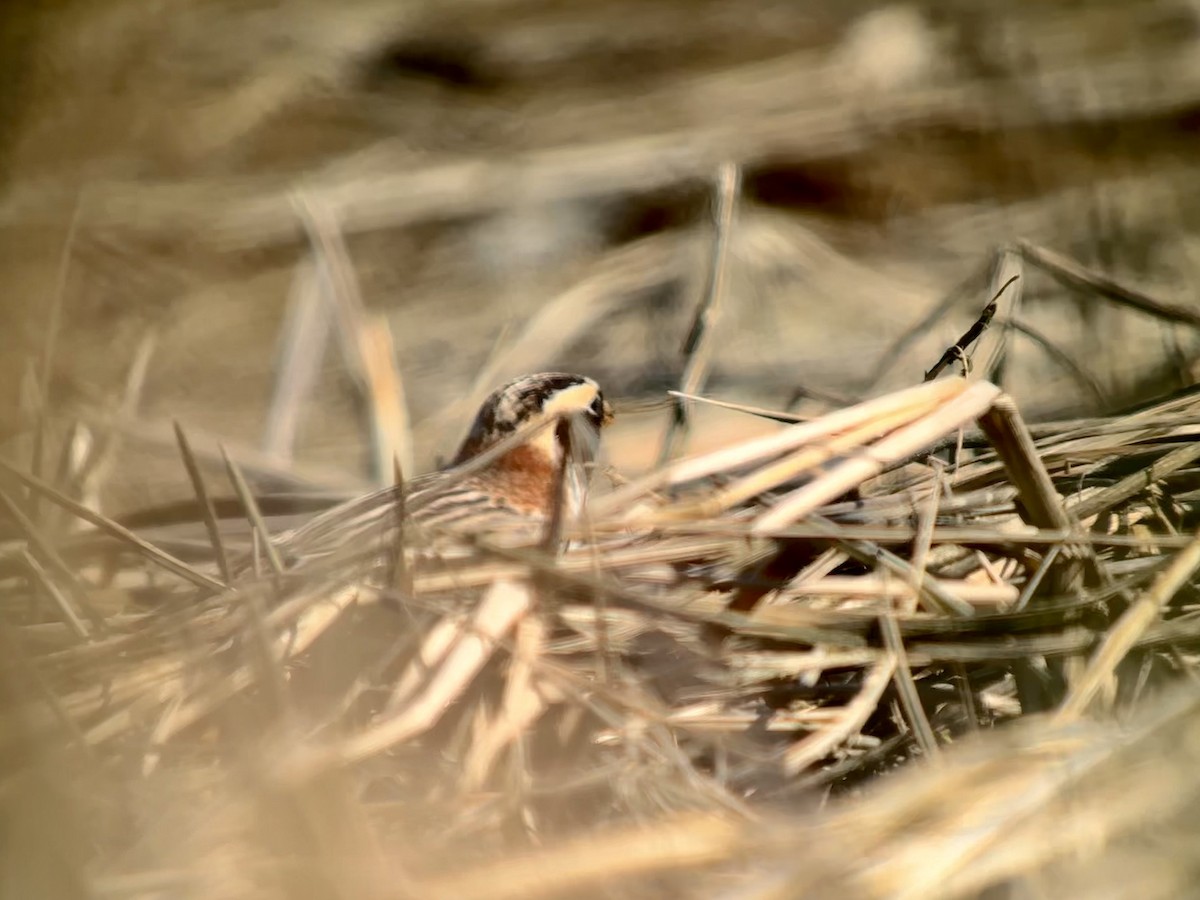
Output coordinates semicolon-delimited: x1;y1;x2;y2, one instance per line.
7;1;1200;897
7;340;1200;897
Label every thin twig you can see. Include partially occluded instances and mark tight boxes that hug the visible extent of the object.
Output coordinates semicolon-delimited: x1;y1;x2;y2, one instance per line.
666;390;807;424
784;656;897;774
221;447;285;576
999;317;1109;408
0;459;223;591
879;612;940;761
864;262;991;393
658;162;741;464
1019;240;1200;329
924;272;1019;382
173;422;232;585
386;455;410;598
20;549;91;641
30;198;83;520
1012;545;1062;613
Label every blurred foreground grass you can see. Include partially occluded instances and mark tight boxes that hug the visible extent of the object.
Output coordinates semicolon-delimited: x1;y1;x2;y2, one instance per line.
6;2;1200;898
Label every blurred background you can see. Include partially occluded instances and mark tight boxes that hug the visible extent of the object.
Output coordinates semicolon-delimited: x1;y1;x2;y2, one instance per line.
3;0;1200;506
8;4;1200;898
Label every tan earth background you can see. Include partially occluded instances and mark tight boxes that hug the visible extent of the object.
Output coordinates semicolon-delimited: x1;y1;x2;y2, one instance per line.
4;0;1200;514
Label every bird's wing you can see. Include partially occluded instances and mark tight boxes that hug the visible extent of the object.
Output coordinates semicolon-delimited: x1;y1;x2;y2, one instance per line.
274;471;544;569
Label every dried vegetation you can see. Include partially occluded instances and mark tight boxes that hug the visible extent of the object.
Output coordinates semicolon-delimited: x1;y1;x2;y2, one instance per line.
6;1;1200;898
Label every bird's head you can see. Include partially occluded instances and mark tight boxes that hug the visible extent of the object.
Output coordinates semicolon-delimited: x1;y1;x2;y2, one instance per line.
451;372;613;468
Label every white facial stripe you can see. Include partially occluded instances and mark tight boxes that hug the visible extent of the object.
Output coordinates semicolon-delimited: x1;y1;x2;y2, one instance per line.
524;381;601;462
539;381;599;419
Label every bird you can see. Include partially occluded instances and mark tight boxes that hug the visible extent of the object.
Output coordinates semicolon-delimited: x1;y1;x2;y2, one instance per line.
270;371;614;573
60;372;612;587
260;372;614;756
0;374;613;765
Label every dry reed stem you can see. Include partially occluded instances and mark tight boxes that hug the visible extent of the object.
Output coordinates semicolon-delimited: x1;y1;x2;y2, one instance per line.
311;578;535;772
880;612;941;760
666;389;806;423
784;655;897;774
221;448;284;576
156;582;365;748
0;459;223;591
721;648;883;685
0;488;104;635
977;394;1086;598
596;377;966;519
294;191;410;488
384;609;472;712
462;614;556;789
1068;438;1200;523
786;575;1016;607
172;422;232;584
641;520;1199;550
905;475;941;613
670;401;929;523
29;194;83;515
361;314;414;483
18;548;91;641
753;381;1001;533
263;258;331;463
1057;525;1200;720
422;813;744;900
659;161;741;464
1018;240;1200;329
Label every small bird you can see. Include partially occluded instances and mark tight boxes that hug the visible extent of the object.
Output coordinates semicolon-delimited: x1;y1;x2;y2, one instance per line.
2;374;612;764
273;372;613;570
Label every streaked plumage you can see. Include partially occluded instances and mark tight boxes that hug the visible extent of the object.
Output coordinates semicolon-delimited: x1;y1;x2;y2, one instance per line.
272;372;612;569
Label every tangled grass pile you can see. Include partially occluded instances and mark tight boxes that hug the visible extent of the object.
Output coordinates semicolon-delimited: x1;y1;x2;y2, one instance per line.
5;331;1200;898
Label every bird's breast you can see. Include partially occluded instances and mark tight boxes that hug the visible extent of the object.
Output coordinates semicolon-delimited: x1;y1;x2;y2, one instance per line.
481;445;560;517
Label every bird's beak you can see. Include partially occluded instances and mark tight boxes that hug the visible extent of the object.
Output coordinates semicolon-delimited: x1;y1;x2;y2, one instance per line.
600;399;615;427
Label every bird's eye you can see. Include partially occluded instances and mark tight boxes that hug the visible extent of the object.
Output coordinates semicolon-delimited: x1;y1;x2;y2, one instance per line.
588;395;606;425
